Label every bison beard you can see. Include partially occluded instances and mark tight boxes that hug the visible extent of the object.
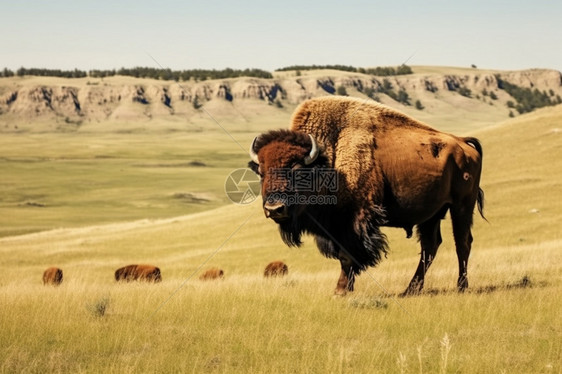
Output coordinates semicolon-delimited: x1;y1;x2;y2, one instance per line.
277;215;304;248
277;200;389;274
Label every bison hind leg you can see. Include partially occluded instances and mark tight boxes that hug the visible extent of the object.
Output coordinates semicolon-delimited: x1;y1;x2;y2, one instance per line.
450;205;475;292
403;209;445;296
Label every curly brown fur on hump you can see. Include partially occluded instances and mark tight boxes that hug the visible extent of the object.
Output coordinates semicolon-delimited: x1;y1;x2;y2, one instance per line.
290;96;435;141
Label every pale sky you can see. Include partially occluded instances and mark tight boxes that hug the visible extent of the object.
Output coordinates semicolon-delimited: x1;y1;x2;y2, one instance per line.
1;0;561;72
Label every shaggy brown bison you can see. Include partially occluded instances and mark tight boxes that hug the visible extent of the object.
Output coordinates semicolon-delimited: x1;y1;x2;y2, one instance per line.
249;96;485;296
264;261;288;277
114;264;162;282
199;268;224;280
43;267;63;286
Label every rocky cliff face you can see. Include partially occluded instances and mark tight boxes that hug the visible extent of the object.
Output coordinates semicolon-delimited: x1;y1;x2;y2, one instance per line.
1;68;560;131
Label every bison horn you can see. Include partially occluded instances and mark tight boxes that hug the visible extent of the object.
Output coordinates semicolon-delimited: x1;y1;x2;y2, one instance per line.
249;137;260;164
304;134;319;165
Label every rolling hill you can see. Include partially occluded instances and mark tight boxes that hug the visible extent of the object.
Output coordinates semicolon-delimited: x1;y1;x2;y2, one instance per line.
2;101;560;272
1;67;561;134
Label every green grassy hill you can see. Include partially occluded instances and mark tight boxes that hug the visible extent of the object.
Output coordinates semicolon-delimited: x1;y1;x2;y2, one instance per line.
0;130;254;237
0;100;561;372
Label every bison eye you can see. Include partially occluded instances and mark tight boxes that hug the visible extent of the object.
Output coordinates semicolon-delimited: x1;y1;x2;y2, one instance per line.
290;162;302;170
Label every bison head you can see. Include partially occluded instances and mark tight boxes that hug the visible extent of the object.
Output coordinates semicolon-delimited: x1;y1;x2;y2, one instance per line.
248;130;335;245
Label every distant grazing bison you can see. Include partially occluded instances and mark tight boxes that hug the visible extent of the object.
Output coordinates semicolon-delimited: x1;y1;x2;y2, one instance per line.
114;264;162;282
264;261;288;277
43;267;63;286
249;96;485;296
199;268;224;280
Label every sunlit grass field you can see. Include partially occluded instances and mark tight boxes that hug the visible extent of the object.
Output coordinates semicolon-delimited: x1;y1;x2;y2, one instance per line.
0;129;257;237
1;104;561;373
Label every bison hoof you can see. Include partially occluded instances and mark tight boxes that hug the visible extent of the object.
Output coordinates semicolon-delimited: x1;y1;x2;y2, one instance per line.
457;277;469;292
399;288;421;298
401;279;424;297
334;288;348;297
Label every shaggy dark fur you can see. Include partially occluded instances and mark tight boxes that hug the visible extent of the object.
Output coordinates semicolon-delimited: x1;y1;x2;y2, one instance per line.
249;129;389;275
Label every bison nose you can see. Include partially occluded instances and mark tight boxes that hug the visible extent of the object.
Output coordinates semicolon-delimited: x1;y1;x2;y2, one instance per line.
264;201;288;220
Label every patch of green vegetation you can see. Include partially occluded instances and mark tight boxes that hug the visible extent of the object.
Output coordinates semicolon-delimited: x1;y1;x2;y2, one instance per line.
336;85;348;96
276;64;358;72
364;64;413;76
1;67;273;80
276;64;413;76
496;76;562;114
396;89;411;105
375;79;411;105
363;87;379;101
457;86;472;98
86;296;110;318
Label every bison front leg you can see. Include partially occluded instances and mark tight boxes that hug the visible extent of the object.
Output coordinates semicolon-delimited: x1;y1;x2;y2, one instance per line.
335;252;355;296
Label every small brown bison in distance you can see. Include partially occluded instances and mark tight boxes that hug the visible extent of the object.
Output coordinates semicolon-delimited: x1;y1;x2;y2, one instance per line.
114;264;162;283
264;261;288;277
249;96;485;296
199;268;224;280
43;267;63;286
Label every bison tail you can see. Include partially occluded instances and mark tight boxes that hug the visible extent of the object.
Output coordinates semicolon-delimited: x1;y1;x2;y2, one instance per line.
464;137;483;158
477;187;487;221
465;137;487;221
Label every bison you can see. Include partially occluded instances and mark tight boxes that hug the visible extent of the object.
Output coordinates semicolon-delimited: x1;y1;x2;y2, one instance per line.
264;261;289;277
43;267;63;286
199;268;224;280
114;264;162;283
249;96;485;296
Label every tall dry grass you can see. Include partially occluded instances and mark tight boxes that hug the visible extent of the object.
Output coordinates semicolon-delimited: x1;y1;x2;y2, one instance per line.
0;104;561;372
1;248;560;373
